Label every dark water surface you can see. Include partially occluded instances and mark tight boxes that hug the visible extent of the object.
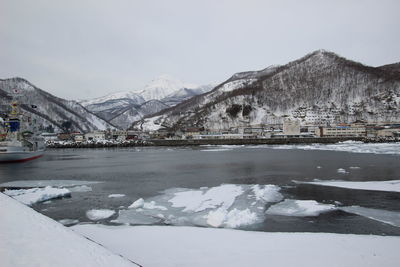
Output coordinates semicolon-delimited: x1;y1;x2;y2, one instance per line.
1;145;399;235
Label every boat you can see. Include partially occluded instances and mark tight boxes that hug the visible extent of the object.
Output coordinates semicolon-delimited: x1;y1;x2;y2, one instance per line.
0;95;45;163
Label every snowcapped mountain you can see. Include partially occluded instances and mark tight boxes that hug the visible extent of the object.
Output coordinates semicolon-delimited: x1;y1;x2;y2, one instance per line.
135;50;400;132
80;75;214;129
137;74;198;101
0;78;115;133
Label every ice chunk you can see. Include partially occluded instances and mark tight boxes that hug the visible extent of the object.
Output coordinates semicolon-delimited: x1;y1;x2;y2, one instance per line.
340;206;400;227
116;184;283;229
169;184;244;212
86;209;115;220
294;179;400;193
128;198;144;209
58;219;79;226
4;186;71;206
108;194;126;198
69;185;92;192
337;168;348;174
266;199;336;217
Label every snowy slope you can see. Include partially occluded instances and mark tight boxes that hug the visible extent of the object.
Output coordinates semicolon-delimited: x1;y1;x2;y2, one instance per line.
136;50;400;131
137;74;198;101
80;75;214;129
0;78;115;132
0;193;136;267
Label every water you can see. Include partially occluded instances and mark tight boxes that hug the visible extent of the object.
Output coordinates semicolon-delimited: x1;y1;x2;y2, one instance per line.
0;145;399;235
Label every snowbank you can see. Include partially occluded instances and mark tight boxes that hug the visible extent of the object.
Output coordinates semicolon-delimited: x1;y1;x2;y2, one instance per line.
4;186;71;206
72;224;400;267
294;179;400;193
0;193;135;267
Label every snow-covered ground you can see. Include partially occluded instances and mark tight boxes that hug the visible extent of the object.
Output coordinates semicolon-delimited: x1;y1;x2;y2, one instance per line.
0;193;136;267
294;179;400;192
271;141;400;155
72;224;400;267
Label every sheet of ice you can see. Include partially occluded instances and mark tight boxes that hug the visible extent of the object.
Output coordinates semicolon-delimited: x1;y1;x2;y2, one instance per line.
266;199;336;217
108;194;126;198
86;209;116;221
337;168;348;174
0;193;135;267
0;180;101;188
340;206;400;227
115;184;283;228
128;198;144;209
294;179;400;192
58;219;80;226
72;224;400;267
3;186;71;206
270;141;400;155
69;185;92;192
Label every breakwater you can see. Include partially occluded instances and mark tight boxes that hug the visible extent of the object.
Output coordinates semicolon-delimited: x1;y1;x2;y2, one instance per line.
43;136;398;149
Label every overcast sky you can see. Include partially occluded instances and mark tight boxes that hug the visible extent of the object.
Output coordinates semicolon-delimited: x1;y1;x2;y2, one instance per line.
1;0;399;100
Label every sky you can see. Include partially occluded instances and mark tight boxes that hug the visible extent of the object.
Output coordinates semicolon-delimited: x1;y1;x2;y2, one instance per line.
1;0;399;100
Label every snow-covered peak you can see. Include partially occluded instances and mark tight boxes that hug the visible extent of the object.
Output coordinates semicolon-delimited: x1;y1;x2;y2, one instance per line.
138;75;198;101
79;91;145;106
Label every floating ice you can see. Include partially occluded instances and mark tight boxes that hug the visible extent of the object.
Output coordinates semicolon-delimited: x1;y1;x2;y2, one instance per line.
294;179;400;193
265;199;336;217
69;185;92;192
86;209;116;221
115;184;283;228
0;180;101;188
337;168;348;174
108;194;126;198
270;142;400;155
128;198;144;209
58;219;80;226
340;206;400;227
4;186;71;206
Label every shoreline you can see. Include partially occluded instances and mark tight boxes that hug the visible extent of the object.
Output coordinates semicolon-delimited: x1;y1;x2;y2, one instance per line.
46;136;399;149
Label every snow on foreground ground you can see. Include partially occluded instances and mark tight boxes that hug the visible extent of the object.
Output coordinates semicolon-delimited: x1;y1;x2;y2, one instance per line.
0;193;136;267
294;179;400;193
72;224;400;267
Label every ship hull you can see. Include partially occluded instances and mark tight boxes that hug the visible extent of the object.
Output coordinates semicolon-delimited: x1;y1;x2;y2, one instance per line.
0;150;45;163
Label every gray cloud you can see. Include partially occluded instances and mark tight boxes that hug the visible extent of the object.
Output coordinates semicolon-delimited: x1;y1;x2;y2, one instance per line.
1;0;399;99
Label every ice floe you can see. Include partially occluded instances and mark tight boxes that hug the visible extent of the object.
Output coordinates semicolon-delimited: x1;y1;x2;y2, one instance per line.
0;180;101;188
294;179;400;193
271;141;400;155
115;184;283;228
69;185;93;192
58;219;80;226
265;199;337;217
108;194;126;198
340;206;400;227
86;209;116;221
3;186;71;206
337;168;348;174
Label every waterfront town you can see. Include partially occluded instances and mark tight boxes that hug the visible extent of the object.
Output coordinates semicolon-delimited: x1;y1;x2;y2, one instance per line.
41;119;400;145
